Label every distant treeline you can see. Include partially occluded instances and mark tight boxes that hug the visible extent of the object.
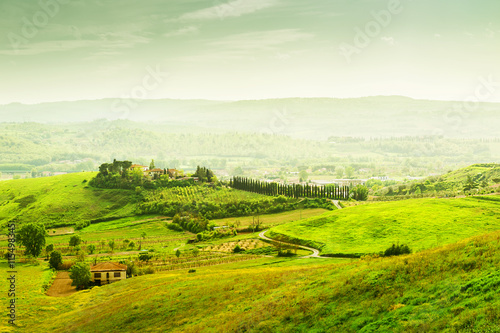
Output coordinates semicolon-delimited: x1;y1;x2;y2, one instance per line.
230;176;350;200
329;136;500;143
2;121;500;180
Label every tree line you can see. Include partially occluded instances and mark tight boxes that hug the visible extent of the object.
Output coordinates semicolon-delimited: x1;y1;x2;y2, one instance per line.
229;177;350;200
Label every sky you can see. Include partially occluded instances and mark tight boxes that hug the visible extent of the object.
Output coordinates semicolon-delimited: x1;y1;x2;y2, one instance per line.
0;0;499;104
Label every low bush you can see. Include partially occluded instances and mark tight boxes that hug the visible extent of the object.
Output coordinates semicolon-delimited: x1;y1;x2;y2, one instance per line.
383;243;412;257
166;222;184;232
75;220;91;230
277;249;295;257
143;266;155;275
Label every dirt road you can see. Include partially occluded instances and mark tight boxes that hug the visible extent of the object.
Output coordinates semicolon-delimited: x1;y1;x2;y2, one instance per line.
259;230;328;259
46;271;77;297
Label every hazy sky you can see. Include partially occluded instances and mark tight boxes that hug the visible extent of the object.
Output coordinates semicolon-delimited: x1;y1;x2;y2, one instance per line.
0;0;499;104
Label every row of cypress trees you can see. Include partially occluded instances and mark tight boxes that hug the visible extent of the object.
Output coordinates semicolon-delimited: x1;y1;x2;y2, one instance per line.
230;176;350;200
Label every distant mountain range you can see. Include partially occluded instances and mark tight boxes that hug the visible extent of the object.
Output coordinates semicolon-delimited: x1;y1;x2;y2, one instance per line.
1;96;498;139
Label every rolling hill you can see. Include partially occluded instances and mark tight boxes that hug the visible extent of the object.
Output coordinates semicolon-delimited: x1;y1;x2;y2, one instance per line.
379;163;500;197
269;195;500;257
0;173;136;229
6;230;500;332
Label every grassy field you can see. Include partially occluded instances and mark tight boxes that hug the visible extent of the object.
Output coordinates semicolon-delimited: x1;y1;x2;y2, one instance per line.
4;168;500;332
45;216;179;244
270;196;500;256
0;173;136;228
210;208;329;227
4;230;500;332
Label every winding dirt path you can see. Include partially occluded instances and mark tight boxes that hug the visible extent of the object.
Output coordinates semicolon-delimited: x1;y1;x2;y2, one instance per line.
332;200;343;210
258;230;329;259
258;202;343;258
46;271;77;297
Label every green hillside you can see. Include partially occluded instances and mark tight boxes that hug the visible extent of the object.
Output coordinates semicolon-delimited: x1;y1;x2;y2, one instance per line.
270;196;500;256
0;172;319;230
381;163;500;197
6;230;500;332
436;163;500;189
0;173;136;228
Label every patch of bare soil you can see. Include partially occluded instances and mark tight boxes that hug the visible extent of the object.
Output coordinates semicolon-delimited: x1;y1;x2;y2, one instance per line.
46;271;77;297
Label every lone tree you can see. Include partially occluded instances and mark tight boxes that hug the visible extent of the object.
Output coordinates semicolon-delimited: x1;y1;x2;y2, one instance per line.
69;235;82;247
49;251;63;270
140;232;147;249
108;240;115;253
350;185;369;201
45;244;54;259
138;252;153;263
87;244;96;254
17;223;46;257
69;262;91;290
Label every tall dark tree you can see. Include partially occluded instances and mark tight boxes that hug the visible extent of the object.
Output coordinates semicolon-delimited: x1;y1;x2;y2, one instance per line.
17;223;46;257
69;262;91;290
49;250;63;270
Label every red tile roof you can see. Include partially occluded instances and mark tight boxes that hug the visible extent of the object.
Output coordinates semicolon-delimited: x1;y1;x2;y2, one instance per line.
90;262;127;272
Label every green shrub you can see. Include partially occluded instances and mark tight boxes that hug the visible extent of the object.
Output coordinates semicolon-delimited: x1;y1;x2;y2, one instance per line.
49;251;63;270
87;244;96;254
350;185;369;201
383;243;412;257
124;261;138;277
138;253;153;262
75;220;90;230
69;262;91;290
277;249;294;257
166;223;183;232
143;266;155;275
69;235;82;247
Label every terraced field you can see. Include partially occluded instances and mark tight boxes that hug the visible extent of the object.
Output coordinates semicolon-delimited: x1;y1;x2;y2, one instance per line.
204;239;270;253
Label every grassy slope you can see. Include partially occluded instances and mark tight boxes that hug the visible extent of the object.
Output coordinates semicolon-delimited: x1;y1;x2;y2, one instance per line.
44;216;190;246
0;173;136;228
440;164;500;183
416;163;500;194
211;208;329;227
270;196;500;256
7;231;500;333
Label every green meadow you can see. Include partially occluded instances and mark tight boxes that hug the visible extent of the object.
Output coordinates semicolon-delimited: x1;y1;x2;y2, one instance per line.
1;169;500;332
3;231;500;332
45;216;182;245
0;173;136;228
211;208;329;227
270;196;500;256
